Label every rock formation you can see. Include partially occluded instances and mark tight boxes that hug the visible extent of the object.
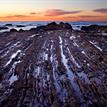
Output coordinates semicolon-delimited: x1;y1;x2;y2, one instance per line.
0;23;107;107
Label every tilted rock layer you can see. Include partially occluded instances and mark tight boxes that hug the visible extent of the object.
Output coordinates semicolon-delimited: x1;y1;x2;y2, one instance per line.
0;23;107;107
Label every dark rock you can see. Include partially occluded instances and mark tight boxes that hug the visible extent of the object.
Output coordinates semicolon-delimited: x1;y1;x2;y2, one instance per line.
99;56;103;62
19;29;24;32
0;68;4;81
81;25;99;33
10;29;17;32
0;73;3;81
44;60;52;71
46;22;57;30
59;22;73;30
0;25;107;107
81;25;107;33
45;22;73;30
36;26;45;31
29;22;73;31
16;25;25;27
5;24;13;26
0;26;8;30
29;28;37;32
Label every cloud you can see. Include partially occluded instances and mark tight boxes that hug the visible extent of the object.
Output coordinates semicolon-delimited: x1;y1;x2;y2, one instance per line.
79;15;101;18
1;13;41;18
30;12;37;15
93;8;107;13
13;15;28;17
45;9;81;16
63;16;77;19
0;15;29;18
30;12;41;15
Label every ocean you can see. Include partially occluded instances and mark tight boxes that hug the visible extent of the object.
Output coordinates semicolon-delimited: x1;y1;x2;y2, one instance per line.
0;21;107;32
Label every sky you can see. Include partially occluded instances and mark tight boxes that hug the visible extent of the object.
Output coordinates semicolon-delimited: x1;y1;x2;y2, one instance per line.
0;0;107;21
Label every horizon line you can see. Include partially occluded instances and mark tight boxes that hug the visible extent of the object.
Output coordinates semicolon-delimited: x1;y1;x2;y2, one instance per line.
0;20;107;22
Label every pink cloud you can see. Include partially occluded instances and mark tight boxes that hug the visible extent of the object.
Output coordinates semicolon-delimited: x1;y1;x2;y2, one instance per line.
45;9;81;16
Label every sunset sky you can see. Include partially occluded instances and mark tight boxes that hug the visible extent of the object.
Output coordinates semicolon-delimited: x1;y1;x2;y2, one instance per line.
0;0;107;21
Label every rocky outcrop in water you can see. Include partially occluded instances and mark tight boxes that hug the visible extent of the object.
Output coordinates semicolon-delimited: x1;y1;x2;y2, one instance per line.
10;29;18;32
45;22;73;30
16;25;25;27
81;24;107;33
5;24;13;27
35;22;73;31
0;26;8;30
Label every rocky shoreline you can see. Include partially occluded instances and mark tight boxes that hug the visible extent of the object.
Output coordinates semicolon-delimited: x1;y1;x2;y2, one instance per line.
0;22;107;107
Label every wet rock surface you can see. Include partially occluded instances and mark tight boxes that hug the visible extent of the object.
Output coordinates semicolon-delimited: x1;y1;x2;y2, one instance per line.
0;23;107;107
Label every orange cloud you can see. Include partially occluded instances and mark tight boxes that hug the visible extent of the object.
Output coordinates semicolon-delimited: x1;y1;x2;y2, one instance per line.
0;10;107;21
30;12;37;15
30;12;41;15
45;9;81;16
0;15;29;18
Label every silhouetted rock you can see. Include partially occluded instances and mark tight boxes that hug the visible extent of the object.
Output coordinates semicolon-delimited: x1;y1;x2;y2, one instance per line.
19;29;24;32
36;26;45;31
10;29;17;32
59;22;73;30
45;22;73;30
46;22;57;30
16;25;25;27
81;25;107;33
29;28;37;32
29;22;73;32
0;26;8;30
5;24;13;26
